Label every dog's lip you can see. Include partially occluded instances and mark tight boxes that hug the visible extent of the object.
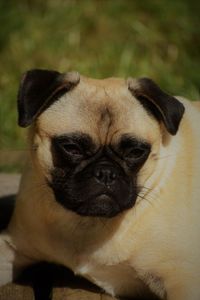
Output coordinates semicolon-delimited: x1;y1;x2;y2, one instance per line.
94;191;116;199
95;193;112;201
82;193;121;217
86;192;116;205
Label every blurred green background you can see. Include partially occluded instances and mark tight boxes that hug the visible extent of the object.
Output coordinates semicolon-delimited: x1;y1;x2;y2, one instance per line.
0;0;200;171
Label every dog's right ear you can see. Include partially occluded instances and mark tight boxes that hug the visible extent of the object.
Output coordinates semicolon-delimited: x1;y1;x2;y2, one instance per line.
17;69;80;127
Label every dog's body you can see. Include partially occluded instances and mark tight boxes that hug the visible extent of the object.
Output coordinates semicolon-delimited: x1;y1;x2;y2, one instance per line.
0;71;200;299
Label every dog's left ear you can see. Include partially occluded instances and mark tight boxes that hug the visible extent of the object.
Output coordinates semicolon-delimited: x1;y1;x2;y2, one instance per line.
127;77;185;135
17;69;80;127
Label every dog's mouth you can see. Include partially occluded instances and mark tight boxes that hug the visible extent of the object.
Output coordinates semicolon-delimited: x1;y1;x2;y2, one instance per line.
77;193;121;218
52;184;136;218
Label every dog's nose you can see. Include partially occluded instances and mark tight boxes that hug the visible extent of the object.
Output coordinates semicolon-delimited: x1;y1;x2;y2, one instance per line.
94;165;117;186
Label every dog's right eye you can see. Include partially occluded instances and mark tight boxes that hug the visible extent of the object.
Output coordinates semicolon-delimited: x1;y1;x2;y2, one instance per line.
53;134;97;162
59;142;83;158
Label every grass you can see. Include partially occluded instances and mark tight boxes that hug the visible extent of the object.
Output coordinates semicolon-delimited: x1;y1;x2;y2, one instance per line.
0;0;200;170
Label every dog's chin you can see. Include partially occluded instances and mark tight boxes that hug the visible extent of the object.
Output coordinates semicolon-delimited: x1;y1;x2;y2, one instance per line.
77;194;122;218
53;189;135;218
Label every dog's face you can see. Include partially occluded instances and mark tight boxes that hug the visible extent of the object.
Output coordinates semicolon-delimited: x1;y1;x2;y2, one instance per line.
17;70;184;217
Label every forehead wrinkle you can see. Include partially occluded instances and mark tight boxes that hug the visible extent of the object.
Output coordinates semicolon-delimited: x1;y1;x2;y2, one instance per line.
97;106;113;145
95;86;114;145
99;86;128;145
96;85;133;146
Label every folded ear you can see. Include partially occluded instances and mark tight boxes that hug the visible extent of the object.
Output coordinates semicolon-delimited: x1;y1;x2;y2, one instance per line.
17;69;80;127
127;77;185;135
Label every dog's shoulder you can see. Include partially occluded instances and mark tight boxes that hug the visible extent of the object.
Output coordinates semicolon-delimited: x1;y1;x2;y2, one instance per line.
177;96;200;110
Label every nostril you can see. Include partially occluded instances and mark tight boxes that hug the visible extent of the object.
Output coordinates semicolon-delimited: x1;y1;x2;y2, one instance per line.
95;169;104;181
94;166;117;185
111;172;116;180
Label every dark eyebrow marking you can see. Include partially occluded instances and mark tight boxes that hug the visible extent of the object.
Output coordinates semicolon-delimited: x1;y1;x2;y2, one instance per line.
53;132;97;152
109;134;151;161
119;134;151;149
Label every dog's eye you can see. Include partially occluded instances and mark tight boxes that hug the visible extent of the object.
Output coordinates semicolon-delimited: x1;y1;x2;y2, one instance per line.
124;145;150;161
60;143;83;157
126;147;145;158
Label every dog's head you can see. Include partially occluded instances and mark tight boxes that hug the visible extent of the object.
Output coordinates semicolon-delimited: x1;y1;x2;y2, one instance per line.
17;69;184;218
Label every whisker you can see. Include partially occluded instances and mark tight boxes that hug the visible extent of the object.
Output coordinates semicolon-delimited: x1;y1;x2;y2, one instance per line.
136;193;155;207
154;154;175;160
136;183;159;207
138;185;152;191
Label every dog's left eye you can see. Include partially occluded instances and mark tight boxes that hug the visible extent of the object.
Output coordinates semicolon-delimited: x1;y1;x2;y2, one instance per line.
125;146;148;160
124;145;150;161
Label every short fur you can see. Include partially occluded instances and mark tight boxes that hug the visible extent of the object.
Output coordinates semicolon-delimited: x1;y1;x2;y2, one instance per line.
0;70;200;300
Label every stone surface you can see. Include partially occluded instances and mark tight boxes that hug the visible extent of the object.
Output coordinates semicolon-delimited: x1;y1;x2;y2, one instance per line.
0;284;34;300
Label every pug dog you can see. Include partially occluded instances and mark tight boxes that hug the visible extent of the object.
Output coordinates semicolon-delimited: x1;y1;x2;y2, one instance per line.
0;69;200;300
